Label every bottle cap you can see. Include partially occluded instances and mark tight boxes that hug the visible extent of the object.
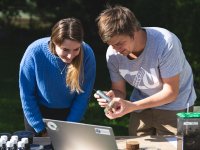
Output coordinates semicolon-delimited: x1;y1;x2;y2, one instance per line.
18;141;25;148
6;141;14;148
0;135;8;142
0;133;12;140
21;137;29;144
11;135;18;141
13;130;34;144
10;138;17;144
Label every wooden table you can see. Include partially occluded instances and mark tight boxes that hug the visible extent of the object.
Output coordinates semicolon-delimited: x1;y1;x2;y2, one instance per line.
116;135;177;150
33;135;177;150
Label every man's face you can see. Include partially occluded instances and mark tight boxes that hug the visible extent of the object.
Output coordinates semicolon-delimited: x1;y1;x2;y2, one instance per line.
107;34;135;56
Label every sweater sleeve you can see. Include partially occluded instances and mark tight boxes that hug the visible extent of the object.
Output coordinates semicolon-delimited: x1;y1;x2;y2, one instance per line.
66;43;96;122
19;48;45;133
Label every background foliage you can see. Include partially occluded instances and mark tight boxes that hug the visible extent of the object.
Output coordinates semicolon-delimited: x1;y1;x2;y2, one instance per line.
0;0;200;135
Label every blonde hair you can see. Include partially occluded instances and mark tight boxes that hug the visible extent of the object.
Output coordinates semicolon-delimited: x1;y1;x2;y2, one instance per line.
49;18;84;93
66;45;84;93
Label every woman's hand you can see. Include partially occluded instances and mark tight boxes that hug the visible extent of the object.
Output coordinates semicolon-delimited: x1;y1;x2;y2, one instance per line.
37;128;48;137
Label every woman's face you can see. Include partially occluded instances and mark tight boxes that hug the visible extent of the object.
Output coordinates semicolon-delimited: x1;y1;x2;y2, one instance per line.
55;39;81;64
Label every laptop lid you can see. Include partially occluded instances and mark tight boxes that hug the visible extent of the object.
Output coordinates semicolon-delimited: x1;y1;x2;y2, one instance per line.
43;119;118;150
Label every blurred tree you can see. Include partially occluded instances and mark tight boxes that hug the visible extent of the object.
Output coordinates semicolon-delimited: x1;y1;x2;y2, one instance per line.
0;0;199;102
0;0;28;27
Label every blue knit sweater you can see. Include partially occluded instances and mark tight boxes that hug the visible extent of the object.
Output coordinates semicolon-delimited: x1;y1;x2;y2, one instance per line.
19;37;96;132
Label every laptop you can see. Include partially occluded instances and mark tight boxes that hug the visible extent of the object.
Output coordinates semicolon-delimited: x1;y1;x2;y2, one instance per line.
43;119;118;150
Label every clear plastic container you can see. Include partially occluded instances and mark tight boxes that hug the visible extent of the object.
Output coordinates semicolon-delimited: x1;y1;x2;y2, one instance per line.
177;112;200;150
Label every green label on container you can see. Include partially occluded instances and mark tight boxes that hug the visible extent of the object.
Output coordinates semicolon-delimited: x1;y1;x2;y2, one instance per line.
177;112;200;118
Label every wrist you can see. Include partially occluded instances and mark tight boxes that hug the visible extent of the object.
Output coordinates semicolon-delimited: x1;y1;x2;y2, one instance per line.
37;128;47;137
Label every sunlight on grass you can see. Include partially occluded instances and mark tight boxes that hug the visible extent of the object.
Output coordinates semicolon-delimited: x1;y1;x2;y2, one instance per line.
0;98;24;133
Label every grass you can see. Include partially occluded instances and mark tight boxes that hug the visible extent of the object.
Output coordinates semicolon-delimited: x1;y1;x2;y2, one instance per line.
0;79;24;133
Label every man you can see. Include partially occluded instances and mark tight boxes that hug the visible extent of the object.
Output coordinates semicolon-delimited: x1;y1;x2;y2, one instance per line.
94;5;196;136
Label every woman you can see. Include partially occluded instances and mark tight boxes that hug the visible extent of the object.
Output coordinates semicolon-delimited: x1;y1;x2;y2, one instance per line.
19;18;96;136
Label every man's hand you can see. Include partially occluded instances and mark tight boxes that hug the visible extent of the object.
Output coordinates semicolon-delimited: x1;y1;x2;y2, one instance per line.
105;98;133;119
94;90;115;107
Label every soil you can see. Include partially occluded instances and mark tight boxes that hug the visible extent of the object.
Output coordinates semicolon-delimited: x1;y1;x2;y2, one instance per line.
183;132;200;150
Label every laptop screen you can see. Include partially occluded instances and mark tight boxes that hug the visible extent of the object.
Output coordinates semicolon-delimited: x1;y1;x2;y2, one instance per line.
43;119;118;150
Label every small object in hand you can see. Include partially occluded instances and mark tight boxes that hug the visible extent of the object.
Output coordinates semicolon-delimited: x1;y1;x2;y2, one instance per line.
126;140;139;150
104;100;121;114
94;89;111;103
104;100;116;114
93;89;115;114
